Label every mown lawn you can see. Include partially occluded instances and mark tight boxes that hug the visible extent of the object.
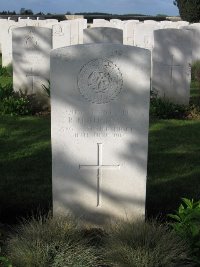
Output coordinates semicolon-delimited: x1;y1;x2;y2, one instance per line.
0;116;52;223
146;119;200;219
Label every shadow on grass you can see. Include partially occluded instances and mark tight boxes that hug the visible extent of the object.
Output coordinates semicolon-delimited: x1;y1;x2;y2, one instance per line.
0;115;52;224
146;119;200;220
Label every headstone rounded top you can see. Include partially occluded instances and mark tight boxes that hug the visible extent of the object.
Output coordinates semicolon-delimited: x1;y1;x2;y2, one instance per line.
77;58;123;104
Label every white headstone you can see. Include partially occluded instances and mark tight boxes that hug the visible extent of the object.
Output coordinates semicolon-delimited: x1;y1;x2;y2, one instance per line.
13;26;52;107
60;19;87;44
109;19;124;29
0;19;7;53
83;27;123;44
181;25;200;62
134;23;161;50
143;20;158;25
52;23;71;49
1;22;26;66
152;29;193;105
51;43;151;223
123;20;140;45
92;19;117;28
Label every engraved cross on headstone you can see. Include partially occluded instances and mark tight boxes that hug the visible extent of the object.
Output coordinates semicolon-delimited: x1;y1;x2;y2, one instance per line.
79;143;120;207
26;68;40;93
155;55;182;90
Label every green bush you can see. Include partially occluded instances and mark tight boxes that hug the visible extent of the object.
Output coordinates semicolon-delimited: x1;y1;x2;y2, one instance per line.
169;198;200;264
0;64;12;77
0;95;31;116
0;85;32;116
0;256;12;267
105;219;194;267
150;89;187;119
6;214;98;267
0;84;13;100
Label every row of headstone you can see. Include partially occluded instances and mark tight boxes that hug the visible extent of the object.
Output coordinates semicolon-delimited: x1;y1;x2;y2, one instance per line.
0;18;87;66
10;25;195;107
1;18;198;107
0;18;196;65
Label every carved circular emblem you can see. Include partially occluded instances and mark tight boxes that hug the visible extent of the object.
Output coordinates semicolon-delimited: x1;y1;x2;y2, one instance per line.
77;58;123;104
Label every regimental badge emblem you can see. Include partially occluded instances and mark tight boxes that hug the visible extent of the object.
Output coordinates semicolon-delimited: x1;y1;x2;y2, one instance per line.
77;58;123;104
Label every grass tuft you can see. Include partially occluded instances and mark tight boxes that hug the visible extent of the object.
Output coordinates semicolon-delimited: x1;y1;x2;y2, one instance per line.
104;219;194;267
6;213;98;267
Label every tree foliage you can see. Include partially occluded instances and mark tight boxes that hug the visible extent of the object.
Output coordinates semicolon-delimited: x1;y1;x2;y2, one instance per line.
174;0;200;22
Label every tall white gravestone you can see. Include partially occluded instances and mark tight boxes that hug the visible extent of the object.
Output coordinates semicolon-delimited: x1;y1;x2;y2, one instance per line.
1;22;26;66
152;29;192;105
13;26;52;107
51;43;151;223
181;25;200;63
83;27;123;44
52;23;71;49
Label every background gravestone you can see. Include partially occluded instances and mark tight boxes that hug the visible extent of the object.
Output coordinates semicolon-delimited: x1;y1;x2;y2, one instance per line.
83;27;123;44
1;22;26;66
51;43;151;224
152;29;193;105
123;21;140;45
181;25;200;63
52;23;71;49
13;26;52;108
134;23;161;50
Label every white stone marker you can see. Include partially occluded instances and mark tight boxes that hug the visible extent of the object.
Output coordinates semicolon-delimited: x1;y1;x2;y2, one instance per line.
0;19;8;52
123;20;140;45
92;19;117;28
1;22;26;66
51;43;151;223
83;27;123;44
13;26;52;107
182;25;200;62
52;23;71;49
143;20;158;25
152;29;193;105
60;19;87;44
134;23;161;50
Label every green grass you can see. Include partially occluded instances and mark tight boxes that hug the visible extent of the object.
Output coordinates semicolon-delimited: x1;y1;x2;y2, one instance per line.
146;119;200;219
190;81;200;106
0;116;52;223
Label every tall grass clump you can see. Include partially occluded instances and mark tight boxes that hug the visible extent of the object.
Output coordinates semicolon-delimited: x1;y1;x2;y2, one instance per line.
6;214;98;267
105;219;194;267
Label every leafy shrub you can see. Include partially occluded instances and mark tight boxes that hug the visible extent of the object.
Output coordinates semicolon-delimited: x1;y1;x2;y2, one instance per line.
0;84;13;100
186;104;200;120
150;89;187;119
6;214;98;267
168;198;200;265
0;95;31;116
0;85;33;116
0;255;12;267
105;219;194;267
0;65;12;77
